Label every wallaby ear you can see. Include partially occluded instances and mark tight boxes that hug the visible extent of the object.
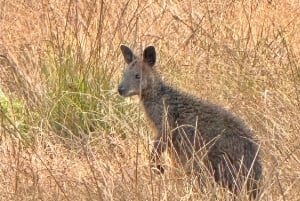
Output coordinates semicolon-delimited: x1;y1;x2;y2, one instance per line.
120;45;135;64
143;46;156;67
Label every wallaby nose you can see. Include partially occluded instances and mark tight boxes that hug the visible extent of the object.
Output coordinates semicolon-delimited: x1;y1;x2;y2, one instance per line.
118;85;125;95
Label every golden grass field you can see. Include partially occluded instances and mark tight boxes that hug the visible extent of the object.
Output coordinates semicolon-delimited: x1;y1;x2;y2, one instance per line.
0;0;299;200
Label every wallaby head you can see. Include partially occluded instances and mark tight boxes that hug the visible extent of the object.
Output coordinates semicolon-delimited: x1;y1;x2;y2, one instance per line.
118;45;157;97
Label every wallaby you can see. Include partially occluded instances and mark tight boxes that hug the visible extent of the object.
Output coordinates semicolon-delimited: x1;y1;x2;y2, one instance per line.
118;45;262;198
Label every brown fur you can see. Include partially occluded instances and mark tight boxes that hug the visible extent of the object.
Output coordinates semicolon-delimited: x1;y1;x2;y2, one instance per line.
118;45;262;198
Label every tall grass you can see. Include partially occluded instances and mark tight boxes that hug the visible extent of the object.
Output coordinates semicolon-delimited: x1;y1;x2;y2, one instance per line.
0;0;299;200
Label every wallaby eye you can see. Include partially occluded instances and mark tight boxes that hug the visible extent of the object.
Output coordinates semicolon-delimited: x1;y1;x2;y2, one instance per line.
135;74;141;80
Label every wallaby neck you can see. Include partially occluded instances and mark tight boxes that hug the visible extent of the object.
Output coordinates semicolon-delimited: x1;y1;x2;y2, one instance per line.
140;80;170;103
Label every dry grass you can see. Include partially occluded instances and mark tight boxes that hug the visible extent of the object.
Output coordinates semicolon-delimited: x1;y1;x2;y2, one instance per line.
0;0;299;200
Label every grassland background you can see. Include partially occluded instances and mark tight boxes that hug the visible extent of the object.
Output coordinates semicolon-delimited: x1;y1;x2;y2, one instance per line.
0;0;299;200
